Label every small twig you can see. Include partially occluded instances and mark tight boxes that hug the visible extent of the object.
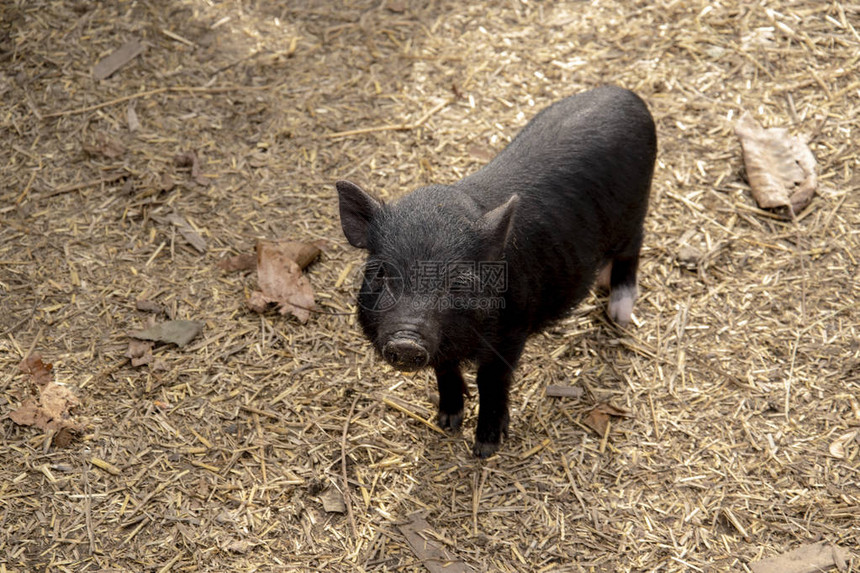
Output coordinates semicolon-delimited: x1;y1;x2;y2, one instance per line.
560;453;588;514
472;468;488;536
620;336;759;392
326;99;451;139
341;395;360;540
83;463;95;553
23;325;45;362
44;172;128;198
0;298;40;337
382;397;446;435
43;84;278;119
785;211;805;420
156;553;184;573
161;28;196;47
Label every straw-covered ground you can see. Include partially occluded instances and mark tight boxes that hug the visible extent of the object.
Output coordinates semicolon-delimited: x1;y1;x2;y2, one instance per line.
1;1;858;571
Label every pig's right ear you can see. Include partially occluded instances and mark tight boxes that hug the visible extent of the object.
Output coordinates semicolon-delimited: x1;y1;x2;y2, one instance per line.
336;180;382;249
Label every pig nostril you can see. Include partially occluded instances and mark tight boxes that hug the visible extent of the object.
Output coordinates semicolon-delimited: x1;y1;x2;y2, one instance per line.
382;339;429;372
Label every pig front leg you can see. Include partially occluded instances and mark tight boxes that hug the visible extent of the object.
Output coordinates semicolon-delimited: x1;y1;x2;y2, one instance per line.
473;339;526;458
435;361;465;432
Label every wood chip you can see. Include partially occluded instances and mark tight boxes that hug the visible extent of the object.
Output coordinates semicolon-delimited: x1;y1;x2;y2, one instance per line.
398;514;472;573
546;384;584;399
93;38;145;81
750;541;851;573
128;320;205;347
319;487;346;514
151;212;208;253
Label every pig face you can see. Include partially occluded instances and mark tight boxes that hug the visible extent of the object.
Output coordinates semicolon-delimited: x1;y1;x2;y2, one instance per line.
336;180;518;372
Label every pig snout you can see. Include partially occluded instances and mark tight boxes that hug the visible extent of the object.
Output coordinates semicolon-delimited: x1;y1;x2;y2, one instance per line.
382;332;430;371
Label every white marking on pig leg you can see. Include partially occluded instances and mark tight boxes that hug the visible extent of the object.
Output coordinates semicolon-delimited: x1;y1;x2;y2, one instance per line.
596;262;612;291
609;284;637;326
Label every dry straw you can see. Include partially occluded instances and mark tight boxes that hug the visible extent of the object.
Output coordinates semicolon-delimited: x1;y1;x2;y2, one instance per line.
1;1;857;571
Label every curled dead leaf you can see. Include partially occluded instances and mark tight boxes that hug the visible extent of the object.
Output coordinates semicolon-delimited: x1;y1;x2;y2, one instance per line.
126;338;154;367
247;239;320;323
159;171;175;192
676;245;703;269
11;355;84;447
734;112;817;215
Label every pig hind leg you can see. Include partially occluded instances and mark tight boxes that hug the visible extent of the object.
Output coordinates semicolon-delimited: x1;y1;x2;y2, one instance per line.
607;242;641;327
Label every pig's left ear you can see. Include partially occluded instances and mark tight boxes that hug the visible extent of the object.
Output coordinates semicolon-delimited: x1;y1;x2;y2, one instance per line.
476;194;519;257
336;180;382;249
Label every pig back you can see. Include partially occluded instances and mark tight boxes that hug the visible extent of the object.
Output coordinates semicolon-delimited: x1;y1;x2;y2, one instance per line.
457;86;657;330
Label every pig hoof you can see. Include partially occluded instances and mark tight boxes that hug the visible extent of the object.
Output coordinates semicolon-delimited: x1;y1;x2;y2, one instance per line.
608;285;636;326
437;409;464;433
472;439;501;458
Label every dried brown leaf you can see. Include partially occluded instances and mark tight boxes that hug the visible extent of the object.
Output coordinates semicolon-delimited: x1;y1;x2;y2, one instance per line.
218;253;257;272
583;402;631;436
386;0;407;13
174;151;197;169
19;353;53;388
11;355;83;446
734;113;817;214
135;299;166;314
53;427;77;448
274;240;322;271
126;338;154;367
677;245;703;269
247;239;318;323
